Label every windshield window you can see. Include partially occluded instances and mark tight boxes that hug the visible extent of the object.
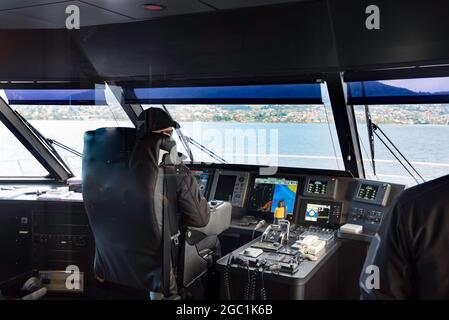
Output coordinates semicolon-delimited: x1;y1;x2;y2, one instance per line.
142;104;344;171
354;104;449;187
0;121;49;177
11;104;133;177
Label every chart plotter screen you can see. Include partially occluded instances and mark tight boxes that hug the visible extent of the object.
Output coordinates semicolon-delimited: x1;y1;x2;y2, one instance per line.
248;177;298;215
304;203;331;224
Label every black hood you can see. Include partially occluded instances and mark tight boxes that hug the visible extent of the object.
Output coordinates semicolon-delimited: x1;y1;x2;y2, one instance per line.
136;108;180;139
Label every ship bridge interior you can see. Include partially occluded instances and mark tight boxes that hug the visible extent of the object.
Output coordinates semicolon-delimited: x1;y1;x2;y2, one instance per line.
0;0;449;302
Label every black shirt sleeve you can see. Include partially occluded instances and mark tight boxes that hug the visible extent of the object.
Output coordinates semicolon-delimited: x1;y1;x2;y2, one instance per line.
176;167;210;228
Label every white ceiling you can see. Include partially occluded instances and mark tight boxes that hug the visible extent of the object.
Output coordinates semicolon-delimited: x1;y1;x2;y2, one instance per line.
0;0;307;29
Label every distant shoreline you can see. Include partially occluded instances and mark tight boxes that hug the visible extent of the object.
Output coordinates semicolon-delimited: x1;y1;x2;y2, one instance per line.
25;119;449;126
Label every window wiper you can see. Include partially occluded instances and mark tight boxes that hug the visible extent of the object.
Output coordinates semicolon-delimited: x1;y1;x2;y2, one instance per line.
363;104;425;184
46;139;83;158
183;135;228;164
161;104;228;164
364;105;376;176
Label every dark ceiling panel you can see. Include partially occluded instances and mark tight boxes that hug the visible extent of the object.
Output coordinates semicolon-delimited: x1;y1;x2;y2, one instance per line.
7;1;132;28
0;29;98;81
73;1;339;81
0;0;66;11
203;0;306;10
80;0;213;20
0;12;58;29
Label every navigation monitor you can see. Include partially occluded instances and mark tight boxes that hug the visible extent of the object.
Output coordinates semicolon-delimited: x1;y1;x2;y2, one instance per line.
248;177;299;215
353;180;391;206
303;177;338;199
307;179;328;195
300;201;343;228
191;169;211;198
214;175;237;202
209;170;249;207
356;184;379;201
305;203;331;223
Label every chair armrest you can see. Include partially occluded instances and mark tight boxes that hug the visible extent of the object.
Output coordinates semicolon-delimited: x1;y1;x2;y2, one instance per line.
190;201;232;237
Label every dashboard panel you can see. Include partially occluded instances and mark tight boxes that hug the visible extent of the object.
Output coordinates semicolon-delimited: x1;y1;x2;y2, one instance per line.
188;163;405;234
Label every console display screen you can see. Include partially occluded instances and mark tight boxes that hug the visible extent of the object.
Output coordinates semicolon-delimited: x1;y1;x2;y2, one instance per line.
304;203;331;224
306;179;329;195
248;177;298;215
191;169;209;197
214;175;237;202
357;183;379;201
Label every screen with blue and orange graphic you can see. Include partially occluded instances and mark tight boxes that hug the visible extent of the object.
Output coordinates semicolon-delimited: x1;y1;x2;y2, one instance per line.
248;177;298;215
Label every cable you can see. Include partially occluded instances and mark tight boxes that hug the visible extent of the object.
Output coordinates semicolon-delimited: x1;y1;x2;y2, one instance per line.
374;132;420;185
374;124;426;183
323;104;341;170
249;269;257;300
359;138;377;179
243;264;250;300
223;254;233;300
259;264;267;300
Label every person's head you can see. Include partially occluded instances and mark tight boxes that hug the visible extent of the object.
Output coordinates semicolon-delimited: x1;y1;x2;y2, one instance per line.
136;107;180;139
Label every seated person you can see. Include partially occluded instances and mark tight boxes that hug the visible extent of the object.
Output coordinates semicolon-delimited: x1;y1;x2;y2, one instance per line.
130;107;210;228
360;174;449;299
129;108;211;298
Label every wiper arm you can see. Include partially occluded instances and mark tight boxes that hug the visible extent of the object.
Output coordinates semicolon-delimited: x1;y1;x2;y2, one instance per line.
363;103;425;184
362;83;376;176
47;139;83;158
161;104;228;164
184;136;228;164
371;123;425;184
364;105;376;176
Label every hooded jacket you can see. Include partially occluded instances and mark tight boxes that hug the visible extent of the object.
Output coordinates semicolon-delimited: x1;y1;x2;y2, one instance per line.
83;113;209;292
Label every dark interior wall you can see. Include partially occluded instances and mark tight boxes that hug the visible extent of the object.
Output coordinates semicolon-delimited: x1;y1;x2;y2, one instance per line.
329;0;449;70
0;29;96;82
73;1;339;82
1;0;449;83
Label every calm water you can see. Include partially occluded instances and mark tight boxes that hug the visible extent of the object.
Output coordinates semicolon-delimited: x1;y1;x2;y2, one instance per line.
1;121;448;187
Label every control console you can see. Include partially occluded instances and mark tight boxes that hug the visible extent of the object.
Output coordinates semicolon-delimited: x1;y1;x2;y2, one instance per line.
344;180;400;233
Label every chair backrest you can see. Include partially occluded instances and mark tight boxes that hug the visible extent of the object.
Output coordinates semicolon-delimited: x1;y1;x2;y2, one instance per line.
82;127;164;292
